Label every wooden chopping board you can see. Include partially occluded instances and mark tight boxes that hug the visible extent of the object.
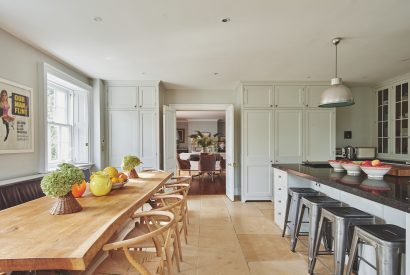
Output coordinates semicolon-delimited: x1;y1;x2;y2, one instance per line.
386;164;410;176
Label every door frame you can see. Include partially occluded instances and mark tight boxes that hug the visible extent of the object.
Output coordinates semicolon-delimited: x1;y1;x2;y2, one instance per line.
169;104;236;200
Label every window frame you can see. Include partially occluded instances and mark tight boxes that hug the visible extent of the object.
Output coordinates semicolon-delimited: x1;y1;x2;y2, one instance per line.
42;63;92;172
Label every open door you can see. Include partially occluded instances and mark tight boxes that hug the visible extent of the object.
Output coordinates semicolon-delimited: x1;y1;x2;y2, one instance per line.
225;105;235;201
163;105;177;173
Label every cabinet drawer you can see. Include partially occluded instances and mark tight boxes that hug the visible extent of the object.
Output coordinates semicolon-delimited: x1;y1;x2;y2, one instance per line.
274;169;287;184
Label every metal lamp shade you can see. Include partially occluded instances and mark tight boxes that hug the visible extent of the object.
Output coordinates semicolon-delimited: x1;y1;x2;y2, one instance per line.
319;78;354;108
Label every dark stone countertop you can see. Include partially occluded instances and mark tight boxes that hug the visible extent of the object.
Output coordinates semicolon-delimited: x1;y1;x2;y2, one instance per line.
272;164;410;213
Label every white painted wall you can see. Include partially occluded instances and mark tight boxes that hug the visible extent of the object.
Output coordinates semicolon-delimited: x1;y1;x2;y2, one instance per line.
0;29;90;180
336;87;375;148
187;120;218;136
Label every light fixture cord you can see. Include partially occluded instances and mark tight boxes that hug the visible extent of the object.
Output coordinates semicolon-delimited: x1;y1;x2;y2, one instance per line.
335;42;338;78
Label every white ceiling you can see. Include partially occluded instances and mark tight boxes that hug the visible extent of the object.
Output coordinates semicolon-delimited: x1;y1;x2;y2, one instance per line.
177;110;225;120
0;1;410;89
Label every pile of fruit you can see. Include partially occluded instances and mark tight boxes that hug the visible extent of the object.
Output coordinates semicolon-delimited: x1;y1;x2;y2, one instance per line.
103;166;128;184
360;159;390;168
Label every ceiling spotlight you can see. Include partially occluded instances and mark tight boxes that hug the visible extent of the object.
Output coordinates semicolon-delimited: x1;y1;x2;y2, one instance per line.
221;17;231;23
213;72;219;75
401;57;410;62
93;17;103;22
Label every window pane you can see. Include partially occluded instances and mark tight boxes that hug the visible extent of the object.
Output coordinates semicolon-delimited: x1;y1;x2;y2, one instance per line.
403;138;408;154
61;126;71;162
383;138;388;153
403;120;408;136
378;91;382;106
396;85;401;102
378;138;382;153
47;85;68;124
383;122;388;137
48;125;59;162
383;89;388;104
396;120;401;137
396;103;401;119
403;83;408;100
383;105;388;121
396;138;401;154
402;101;408;119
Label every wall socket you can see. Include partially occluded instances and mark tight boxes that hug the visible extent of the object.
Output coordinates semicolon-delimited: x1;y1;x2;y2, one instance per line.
344;131;352;139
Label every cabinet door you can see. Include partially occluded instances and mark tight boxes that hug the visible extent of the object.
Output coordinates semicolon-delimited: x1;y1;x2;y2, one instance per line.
275;109;303;163
139;86;157;108
306;85;329;108
107;86;138;109
243;85;273;108
242;109;273;200
139;110;157;170
305;109;335;161
108;110;139;169
376;87;390;155
393;82;409;155
274;85;305;108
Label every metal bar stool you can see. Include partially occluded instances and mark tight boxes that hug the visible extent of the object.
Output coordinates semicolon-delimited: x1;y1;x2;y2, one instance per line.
282;188;320;250
294;195;343;270
309;207;375;275
346;224;406;275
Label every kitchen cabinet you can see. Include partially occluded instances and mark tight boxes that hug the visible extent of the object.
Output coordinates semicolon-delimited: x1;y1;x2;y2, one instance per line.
108;110;139;170
106;82;161;170
107;85;158;109
274;85;305;108
305;109;336;162
241;109;274;201
274;109;303;163
376;79;410;160
273;168;287;229
305;85;328;108
241;82;335;201
242;85;273;108
107;86;138;109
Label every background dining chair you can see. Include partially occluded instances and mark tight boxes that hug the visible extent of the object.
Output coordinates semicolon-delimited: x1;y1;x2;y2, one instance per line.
176;156;192;176
198;153;217;182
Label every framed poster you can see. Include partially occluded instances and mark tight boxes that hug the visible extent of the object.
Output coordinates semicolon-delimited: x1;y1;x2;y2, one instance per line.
177;128;185;143
0;77;33;154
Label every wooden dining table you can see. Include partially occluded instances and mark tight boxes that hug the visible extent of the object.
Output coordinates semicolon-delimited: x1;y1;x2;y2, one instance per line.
0;171;173;272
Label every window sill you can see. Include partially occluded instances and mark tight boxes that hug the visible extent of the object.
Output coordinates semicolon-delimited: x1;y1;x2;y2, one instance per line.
48;163;95;172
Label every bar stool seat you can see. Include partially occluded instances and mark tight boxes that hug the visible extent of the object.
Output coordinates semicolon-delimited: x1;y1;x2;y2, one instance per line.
309;207;375;275
293;195;342;270
346;224;406;275
282;188;320;250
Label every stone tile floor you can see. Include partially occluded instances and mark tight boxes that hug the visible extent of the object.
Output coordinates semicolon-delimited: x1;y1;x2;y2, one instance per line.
180;195;334;275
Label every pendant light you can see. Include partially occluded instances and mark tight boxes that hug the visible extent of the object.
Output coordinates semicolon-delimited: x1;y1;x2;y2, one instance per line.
319;38;354;107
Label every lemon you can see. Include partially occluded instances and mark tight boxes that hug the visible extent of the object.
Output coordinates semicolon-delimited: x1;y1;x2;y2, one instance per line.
103;166;118;178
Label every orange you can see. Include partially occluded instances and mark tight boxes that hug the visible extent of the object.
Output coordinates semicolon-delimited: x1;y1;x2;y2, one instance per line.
111;177;119;184
118;173;128;181
118;177;125;183
103;166;118;178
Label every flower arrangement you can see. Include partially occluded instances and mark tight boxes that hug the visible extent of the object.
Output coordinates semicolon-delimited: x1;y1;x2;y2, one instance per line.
40;163;85;215
189;131;219;150
121;155;142;178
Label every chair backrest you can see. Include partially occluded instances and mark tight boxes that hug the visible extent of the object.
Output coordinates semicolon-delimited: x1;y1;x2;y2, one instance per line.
176;156;191;170
198;153;216;172
220;157;226;169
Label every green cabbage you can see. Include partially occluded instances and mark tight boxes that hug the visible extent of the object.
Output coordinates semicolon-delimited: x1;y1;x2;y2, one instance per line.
121;155;141;171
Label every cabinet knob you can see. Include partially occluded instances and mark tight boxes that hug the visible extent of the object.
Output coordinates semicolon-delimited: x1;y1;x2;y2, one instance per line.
278;188;282;191
278;175;281;178
134;105;137;108
270;104;273;107
275;104;278;107
306;104;308;107
278;212;282;215
278;200;282;203
140;105;142;108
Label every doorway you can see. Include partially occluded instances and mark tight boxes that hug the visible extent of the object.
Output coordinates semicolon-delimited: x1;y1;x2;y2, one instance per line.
163;104;235;201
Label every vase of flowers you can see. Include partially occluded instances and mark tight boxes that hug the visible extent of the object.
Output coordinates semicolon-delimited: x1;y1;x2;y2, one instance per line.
189;131;219;152
121;155;142;179
40;163;85;215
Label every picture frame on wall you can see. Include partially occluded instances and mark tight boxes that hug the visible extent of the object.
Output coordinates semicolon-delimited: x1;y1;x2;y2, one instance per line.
0;77;33;154
177;128;185;143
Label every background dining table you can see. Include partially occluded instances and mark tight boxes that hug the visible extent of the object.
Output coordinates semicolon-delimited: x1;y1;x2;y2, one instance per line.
0;171;172;272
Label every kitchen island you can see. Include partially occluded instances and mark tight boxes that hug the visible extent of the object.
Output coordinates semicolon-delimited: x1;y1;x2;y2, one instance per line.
272;164;409;275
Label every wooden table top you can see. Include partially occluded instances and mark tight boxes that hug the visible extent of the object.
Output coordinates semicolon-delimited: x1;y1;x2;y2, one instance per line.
0;171;172;272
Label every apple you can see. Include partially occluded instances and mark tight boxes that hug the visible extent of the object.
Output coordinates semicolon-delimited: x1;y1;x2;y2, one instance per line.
371;159;381;167
361;160;371;167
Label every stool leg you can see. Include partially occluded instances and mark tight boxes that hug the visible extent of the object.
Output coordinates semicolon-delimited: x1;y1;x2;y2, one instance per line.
376;246;403;275
289;194;301;250
309;215;325;274
292;203;306;252
323;218;333;252
345;229;360;275
333;220;348;275
307;206;321;267
282;194;292;237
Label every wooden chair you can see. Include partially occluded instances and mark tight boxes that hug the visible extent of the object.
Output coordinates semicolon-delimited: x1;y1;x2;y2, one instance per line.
157;183;190;244
198;153;217;182
128;195;185;273
176;156;192;176
94;210;175;275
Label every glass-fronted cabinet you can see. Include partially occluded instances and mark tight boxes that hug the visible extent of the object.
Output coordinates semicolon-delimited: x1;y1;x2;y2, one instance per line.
395;82;409;154
377;88;389;154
